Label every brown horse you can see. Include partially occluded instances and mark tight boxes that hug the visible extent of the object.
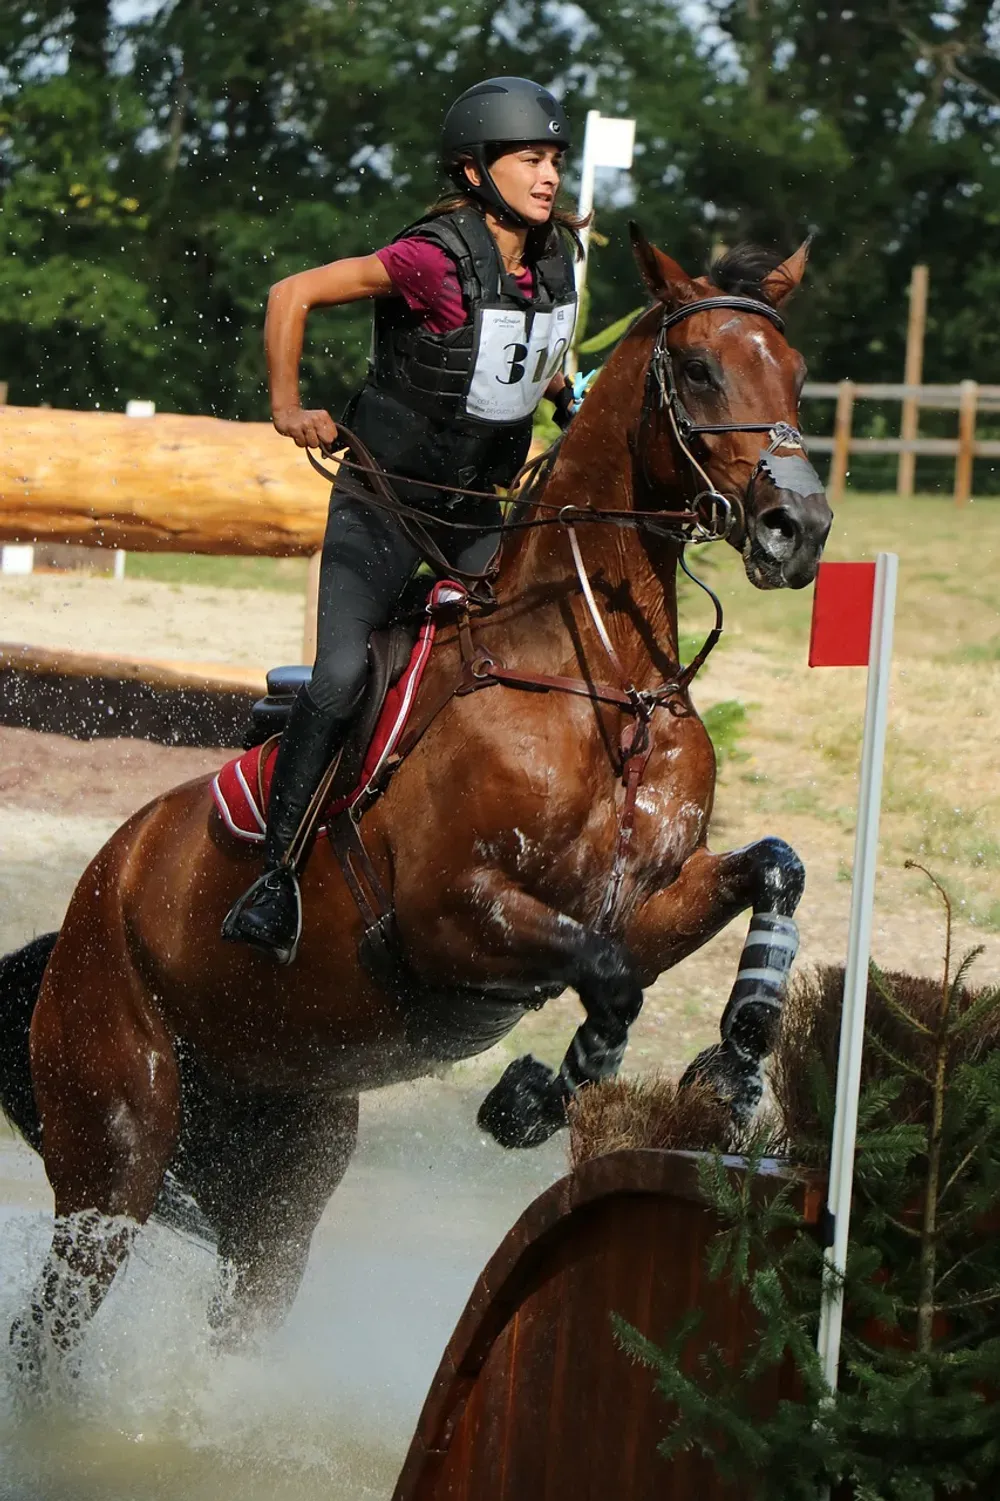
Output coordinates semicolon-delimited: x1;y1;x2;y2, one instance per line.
0;228;830;1384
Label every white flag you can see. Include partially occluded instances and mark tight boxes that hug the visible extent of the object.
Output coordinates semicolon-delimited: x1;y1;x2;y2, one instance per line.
587;115;635;170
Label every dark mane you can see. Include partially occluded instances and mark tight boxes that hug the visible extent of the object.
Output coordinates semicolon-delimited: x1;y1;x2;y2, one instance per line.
709;242;785;306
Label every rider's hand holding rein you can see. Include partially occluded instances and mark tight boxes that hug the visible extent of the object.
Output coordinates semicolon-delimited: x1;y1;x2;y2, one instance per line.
265;253;395;452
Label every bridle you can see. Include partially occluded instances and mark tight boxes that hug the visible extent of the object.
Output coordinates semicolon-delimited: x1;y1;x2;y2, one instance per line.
638;294;809;546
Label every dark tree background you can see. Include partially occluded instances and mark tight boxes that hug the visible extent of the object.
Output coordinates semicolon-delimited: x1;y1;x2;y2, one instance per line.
1;0;998;426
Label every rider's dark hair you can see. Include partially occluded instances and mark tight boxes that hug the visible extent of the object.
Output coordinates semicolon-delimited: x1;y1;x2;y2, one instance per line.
709;243;785;306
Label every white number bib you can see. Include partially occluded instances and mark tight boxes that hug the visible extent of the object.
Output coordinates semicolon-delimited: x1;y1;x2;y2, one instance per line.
466;301;576;424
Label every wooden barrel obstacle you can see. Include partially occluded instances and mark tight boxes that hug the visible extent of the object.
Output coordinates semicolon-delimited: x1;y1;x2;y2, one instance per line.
392;1149;823;1501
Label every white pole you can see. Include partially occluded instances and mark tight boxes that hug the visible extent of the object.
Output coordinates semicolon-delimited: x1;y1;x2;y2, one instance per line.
122;400;156;580
815;550;899;1392
575;109;600;290
567;109;601;378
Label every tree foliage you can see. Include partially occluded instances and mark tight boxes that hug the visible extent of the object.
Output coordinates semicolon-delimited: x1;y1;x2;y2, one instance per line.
1;1;998;425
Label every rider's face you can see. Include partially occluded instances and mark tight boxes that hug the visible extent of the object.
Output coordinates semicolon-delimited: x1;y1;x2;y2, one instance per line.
466;145;563;225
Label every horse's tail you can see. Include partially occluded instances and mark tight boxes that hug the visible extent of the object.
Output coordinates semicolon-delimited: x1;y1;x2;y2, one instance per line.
0;931;58;1154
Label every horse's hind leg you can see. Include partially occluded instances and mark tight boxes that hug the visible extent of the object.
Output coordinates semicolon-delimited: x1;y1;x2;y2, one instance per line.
203;1090;359;1350
627;835;805;1119
9;915;180;1391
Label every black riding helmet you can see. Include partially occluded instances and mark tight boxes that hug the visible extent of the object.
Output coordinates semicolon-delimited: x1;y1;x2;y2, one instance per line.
442;76;571;229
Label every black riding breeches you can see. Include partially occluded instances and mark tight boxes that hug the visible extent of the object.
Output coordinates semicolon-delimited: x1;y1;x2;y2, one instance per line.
307;494;501;721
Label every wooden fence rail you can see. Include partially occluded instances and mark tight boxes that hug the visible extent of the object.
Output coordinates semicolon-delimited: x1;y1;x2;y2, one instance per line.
801;380;1000;504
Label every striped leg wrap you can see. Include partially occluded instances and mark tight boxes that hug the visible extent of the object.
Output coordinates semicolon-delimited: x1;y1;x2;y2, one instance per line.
720;912;799;1061
559;1027;627;1093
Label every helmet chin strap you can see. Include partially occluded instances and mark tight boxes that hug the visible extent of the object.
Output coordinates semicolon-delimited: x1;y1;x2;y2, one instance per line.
459;147;534;230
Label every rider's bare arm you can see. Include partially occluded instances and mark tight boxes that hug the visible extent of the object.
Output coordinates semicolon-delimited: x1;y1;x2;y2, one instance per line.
266;255;395;450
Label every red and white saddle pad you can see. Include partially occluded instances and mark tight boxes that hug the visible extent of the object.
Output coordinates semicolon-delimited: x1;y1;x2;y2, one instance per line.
212;580;466;842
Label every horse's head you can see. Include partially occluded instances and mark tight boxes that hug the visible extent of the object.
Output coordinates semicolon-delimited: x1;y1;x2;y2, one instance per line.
629;226;832;590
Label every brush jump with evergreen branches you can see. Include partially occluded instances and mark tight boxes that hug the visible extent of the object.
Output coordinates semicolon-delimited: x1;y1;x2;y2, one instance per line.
0;232;830;1388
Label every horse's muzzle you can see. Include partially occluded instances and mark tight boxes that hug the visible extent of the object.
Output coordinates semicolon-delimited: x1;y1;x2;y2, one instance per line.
744;490;833;590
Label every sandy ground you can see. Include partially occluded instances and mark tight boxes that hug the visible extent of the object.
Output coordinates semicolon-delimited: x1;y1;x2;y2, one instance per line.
0;559;996;1080
0;571;306;668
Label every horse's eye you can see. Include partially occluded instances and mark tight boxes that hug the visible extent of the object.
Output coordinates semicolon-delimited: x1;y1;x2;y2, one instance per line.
684;360;711;386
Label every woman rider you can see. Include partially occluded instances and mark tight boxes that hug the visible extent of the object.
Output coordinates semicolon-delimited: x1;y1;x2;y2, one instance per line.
222;76;583;964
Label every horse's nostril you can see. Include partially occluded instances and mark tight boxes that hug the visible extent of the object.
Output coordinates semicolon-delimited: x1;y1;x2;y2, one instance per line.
760;507;798;543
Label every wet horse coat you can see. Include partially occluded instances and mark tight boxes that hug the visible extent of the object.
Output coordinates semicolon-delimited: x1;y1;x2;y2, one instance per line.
0;230;831;1377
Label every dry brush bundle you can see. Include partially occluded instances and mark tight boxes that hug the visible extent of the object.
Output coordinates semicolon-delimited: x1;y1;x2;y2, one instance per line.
567;1073;754;1169
770;957;1000;1158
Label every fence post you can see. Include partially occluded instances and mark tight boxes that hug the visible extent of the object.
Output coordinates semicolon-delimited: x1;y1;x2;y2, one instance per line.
953;379;977;506
897;264;928;499
828;380;855;504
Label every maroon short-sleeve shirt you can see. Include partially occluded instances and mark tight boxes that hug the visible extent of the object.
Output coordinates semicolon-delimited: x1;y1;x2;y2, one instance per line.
375;237;535;334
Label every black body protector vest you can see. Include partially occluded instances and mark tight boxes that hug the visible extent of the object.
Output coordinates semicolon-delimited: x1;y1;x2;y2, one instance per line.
343;208;577;512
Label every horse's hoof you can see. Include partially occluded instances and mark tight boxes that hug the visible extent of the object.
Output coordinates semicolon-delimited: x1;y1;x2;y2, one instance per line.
679;1041;763;1123
8;1313;44;1397
477;1055;568;1149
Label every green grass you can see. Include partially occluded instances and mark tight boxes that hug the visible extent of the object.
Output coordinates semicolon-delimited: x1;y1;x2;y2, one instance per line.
700;492;1000;664
701;699;748;768
955;638;1000;663
124;553;310;593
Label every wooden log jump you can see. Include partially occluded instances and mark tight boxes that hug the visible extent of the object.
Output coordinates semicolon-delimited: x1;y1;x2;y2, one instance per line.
0;406;330;556
393;1149;823;1501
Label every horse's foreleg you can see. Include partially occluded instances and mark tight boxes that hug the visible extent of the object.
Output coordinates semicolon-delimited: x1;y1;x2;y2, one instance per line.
450;876;643;1149
10;918;181;1393
626;836;805;1119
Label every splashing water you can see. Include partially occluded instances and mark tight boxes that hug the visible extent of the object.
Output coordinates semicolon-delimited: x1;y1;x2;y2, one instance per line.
0;1077;566;1500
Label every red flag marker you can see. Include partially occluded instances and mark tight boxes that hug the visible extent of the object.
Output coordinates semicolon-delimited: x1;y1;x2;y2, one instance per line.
812;552;898;1402
808;561;876;667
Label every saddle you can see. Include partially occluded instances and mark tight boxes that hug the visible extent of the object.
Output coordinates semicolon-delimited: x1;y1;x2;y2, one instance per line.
246;626;421;811
217;579;470;838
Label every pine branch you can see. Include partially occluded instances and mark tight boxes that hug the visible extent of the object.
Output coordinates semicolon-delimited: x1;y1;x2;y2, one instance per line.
909;864;960;1354
868;959;932;1037
948;946;987;1009
937;1285;1000;1315
951;981;1000;1037
866;1030;933;1085
882;1212;923;1241
938;1144;983;1205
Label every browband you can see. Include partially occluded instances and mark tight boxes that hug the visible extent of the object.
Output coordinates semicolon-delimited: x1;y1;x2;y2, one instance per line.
660;296;785;335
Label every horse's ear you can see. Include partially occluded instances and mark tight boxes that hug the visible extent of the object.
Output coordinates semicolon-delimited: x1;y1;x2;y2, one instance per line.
629;222;700;308
761;237;812;308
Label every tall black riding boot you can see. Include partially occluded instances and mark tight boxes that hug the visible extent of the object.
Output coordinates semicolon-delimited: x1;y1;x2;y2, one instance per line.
221;688;345;965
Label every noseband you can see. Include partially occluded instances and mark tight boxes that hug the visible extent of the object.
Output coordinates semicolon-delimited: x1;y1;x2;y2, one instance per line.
640;295;820;542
